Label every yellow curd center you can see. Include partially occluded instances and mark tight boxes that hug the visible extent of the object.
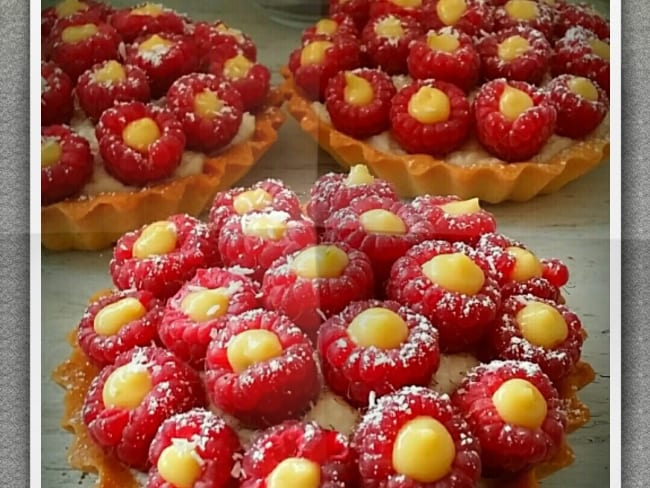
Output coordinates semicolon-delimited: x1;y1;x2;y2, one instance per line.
94;297;146;336
227;329;283;373
421;252;485;295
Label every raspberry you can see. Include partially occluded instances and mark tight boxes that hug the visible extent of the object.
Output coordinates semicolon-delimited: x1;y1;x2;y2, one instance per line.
306;165;398;227
76;60;151;122
553;2;609;41
322;196;435;284
166;73;244;152
48;20;120;81
158;267;260;368
77;289;163;368
218;210;318;283
494;0;554;40
477;26;552;84
407;27;480;92
423;0;494;36
324;68;396;139
288;37;361;101
125;32;199;98
386;240;501;352
108;3;186;43
411;195;497;244
96;101;186;185
41;0;111;40
473;79;556;162
540;257;569;288
546;73;609;139
82;346;206;470
353;386;482;487
488;295;585;382
361;14;423;75
110;214;221;300
204;309;321;428
41;125;93;205
390;79;472;156
329;0;371;30
451;360;566;474
193;21;258;68
209;178;303;233
41;61;73;126
241;420;357;488
207;52;271;112
147;409;241;488
551;27;610;95
368;0;432;26
302;14;358;44
318;299;440;406
261;242;374;340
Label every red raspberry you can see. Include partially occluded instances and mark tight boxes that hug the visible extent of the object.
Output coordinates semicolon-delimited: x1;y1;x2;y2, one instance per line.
108;3;186;43
41;0;111;39
288;37;361;101
158;267;260;368
82;346;206;470
473;79;556;162
218;210;317;283
48;20;120;81
540;257;569;288
41;60;73;125
241;420;357;488
318;299;440;406
77;289;163;368
423;0;495;36
411;195;497;244
353;386;482;487
488;295;585;382
553;2;609;41
407;27;480;92
451;360;567;474
261;242;375;340
166;73;244;153
386;240;501;352
390;79;472;156
301;14;359;43
477;26;552;84
205;309;321;428
324;68;396;139
110;214;221;300
193;21;258;69
125;32;199;98
41;125;93;206
368;0;432;26
494;0;554;40
209;178;303;233
96;101;186;185
329;0;371;30
306;166;398;227
361;14;423;75
546;73;609;138
551;27;610;95
76;60;151;121
207;52;271;112
147;409;241;488
322;196;436;284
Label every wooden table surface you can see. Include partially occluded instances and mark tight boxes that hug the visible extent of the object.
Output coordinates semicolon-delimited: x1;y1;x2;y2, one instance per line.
41;0;611;486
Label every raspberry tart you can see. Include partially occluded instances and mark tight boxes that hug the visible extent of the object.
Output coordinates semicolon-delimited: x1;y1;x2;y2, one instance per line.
282;0;610;202
55;169;595;488
41;1;285;251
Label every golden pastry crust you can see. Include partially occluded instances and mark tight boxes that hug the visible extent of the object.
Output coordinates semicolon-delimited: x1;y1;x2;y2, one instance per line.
41;89;285;252
281;74;609;203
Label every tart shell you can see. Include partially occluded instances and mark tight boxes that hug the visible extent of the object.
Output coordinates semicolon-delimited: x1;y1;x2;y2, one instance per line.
281;74;609;203
41;89;285;252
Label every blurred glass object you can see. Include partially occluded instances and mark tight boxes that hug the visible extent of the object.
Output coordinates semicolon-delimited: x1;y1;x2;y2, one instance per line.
251;0;328;28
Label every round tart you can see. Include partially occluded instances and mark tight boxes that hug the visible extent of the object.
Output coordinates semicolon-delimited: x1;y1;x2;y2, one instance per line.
41;1;284;251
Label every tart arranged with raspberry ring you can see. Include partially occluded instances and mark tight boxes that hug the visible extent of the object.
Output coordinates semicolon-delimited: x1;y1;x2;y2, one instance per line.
109;214;221;300
240;420;358;488
82;346;206;470
41;61;74;126
318;299;441;406
207;53;271;113
451;360;567;474
361;14;423;75
488;295;585;382
387;239;501;352
41;125;94;206
108;2;186;43
147;408;241;488
353;386;482;487
77;289;163;368
204;309;321;428
158;267;260;368
494;0;554;40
